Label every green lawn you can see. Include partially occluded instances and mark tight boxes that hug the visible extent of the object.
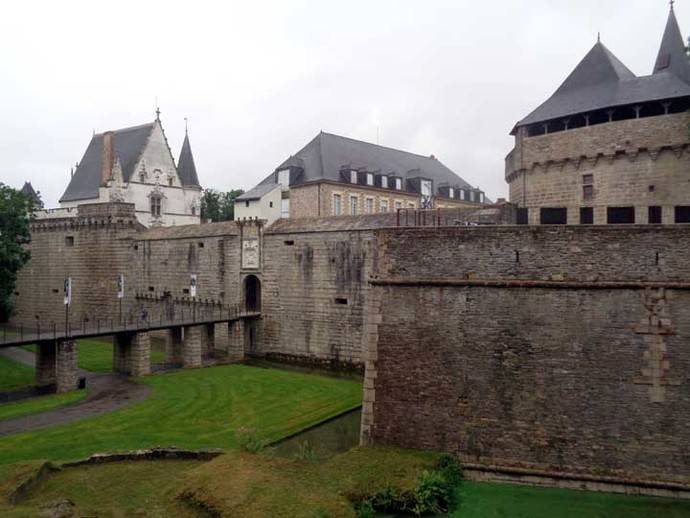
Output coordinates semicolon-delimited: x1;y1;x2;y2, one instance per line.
0;391;87;421
23;338;166;373
0;356;34;392
0;364;363;465
454;481;690;518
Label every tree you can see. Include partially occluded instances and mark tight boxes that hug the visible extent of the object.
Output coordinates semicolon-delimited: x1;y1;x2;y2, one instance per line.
200;188;245;222
0;183;32;321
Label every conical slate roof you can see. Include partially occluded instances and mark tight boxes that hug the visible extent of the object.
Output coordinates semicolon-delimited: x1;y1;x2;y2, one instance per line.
555;42;635;95
177;132;200;187
653;7;690;83
512;8;690;134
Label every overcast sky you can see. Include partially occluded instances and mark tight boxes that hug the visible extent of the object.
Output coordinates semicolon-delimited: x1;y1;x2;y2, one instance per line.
0;0;683;206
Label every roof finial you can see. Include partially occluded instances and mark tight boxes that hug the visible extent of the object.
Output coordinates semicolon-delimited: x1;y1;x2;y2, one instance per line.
156;106;161;121
597;31;601;43
184;117;188;135
670;0;675;11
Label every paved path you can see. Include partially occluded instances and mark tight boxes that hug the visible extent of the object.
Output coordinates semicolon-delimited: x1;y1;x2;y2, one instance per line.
0;347;151;436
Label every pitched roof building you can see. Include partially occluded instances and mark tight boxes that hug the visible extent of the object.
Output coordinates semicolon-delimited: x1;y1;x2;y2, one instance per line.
59;113;202;227
236;131;488;223
20;181;43;209
506;5;690;225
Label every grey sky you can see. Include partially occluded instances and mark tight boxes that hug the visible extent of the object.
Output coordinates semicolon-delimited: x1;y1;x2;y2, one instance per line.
0;0;683;206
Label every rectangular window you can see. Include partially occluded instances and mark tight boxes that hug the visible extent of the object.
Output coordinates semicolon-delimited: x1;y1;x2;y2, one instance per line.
381;176;388;189
366;173;374;186
245;200;250;207
380;199;389;212
365;198;374;214
278;169;290;189
675;206;690;223
333;194;342;216
463;190;471;201
394;201;402;210
607;206;635;224
516;207;528;225
649;206;662;224
281;198;290;218
65;236;74;247
540;207;567;225
580;207;593;225
350;196;358;215
350;170;358;184
395;177;402;190
479;193;485;203
448;187;454;198
582;174;594;184
150;196;161;217
583;185;594;200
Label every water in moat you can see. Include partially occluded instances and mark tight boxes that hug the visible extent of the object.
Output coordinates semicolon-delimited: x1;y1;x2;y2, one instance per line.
271;408;362;460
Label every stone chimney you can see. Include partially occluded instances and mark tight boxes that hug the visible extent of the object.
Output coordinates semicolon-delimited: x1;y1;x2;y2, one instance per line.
101;131;114;186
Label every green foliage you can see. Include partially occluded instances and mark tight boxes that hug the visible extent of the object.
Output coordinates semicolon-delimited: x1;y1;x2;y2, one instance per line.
0;390;86;421
236;427;266;453
0;183;32;321
200;188;244;222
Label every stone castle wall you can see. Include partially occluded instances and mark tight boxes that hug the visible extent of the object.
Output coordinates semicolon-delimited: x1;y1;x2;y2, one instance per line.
362;225;690;488
506;112;690;224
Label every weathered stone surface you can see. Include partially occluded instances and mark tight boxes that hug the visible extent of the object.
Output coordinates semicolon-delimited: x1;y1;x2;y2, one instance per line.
56;340;78;393
182;325;203;368
35;340;56;386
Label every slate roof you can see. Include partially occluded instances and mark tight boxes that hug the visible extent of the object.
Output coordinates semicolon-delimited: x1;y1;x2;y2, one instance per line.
177;132;201;187
513;8;690;134
60;123;155;202
20;181;43;208
136;220;239;240
257;131;479;195
236;183;281;201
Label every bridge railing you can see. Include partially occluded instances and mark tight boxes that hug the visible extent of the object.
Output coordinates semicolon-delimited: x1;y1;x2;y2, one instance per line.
0;303;252;346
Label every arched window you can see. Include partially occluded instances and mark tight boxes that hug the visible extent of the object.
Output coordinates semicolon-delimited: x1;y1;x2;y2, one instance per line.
244;275;261;312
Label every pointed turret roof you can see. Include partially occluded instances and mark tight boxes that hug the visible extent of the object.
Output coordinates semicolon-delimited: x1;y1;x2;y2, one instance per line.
653;6;690;83
555;42;636;95
20;181;43;208
177;131;200;187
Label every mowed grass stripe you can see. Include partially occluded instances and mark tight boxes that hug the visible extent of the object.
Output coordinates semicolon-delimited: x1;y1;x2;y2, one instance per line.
0;356;34;392
0;364;363;465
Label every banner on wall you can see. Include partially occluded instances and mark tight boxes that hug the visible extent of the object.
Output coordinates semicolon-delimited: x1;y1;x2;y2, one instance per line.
190;274;197;298
63;277;72;306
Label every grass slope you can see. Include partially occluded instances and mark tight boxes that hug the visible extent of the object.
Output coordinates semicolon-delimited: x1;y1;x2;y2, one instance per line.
454;481;690;518
0;364;362;465
0;391;87;422
0;356;34;392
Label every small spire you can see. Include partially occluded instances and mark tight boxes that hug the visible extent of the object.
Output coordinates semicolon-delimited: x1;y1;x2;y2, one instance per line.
184;117;188;135
597;32;600;43
156;106;161;121
670;0;675;11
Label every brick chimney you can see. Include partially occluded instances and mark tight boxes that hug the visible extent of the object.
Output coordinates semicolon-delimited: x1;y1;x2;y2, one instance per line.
101;131;114;186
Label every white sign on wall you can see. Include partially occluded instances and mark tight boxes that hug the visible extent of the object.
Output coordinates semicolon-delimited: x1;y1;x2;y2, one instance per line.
117;274;125;299
190;274;197;298
242;239;260;269
63;277;72;306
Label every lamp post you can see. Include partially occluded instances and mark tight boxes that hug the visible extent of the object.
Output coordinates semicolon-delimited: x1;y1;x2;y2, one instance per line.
63;277;72;336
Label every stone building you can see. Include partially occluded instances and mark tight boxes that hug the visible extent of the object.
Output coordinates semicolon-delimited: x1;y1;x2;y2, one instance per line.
506;6;690;225
236;131;489;224
55;112;202;227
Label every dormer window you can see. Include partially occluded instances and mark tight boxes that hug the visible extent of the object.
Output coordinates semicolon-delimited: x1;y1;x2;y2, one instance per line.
395;177;402;190
366;173;374;186
350;170;358;184
168;177;173;187
150;195;162;217
139;173;146;183
421;180;432;197
381;176;388;189
448;187;454;199
278;169;290;190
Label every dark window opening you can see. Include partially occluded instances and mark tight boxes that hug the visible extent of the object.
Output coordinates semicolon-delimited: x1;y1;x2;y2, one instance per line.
582;174;593;184
183;288;190;295
335;297;348;305
245;275;261;312
580;207;593;225
148;286;155;292
284;240;295;246
245;201;250;207
655;252;660;265
134;244;139;251
269;201;273;208
516;207;528;225
675;206;690;223
514;251;520;263
649;206;662;224
163;291;171;298
198;242;204;248
648;185;655;192
540;207;567;225
65;236;74;247
607;206;635;224
583;185;594;200
52;289;59;294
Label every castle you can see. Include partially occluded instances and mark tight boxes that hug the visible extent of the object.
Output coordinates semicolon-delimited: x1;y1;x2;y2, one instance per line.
506;6;690;226
8;3;690;500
